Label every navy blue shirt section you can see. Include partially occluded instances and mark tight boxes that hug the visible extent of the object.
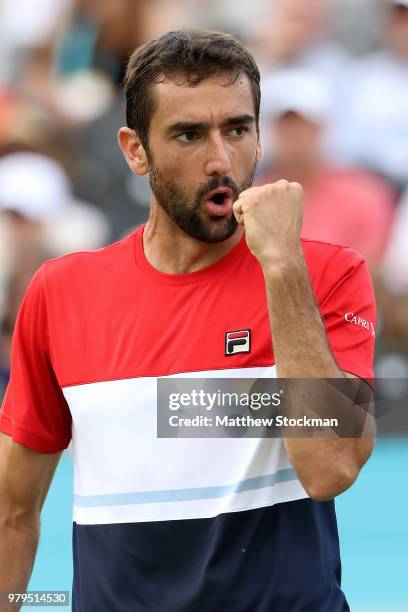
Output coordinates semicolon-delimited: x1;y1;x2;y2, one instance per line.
72;498;349;612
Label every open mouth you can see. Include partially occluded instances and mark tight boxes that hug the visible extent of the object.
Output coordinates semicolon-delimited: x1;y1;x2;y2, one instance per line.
205;188;234;218
211;192;228;205
206;187;233;205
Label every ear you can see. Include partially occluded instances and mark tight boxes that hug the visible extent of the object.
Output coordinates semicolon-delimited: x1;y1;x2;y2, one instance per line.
117;127;149;176
256;138;264;165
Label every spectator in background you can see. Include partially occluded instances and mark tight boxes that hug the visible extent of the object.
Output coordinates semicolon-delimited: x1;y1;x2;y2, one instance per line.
51;0;155;236
0;0;71;86
259;69;396;270
0;152;109;401
12;0;153;124
1;0;165;243
338;0;408;187
254;0;349;81
379;187;408;347
0;94;60;155
256;0;350;164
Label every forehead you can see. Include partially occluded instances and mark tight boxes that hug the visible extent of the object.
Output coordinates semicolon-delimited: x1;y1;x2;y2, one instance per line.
151;73;256;128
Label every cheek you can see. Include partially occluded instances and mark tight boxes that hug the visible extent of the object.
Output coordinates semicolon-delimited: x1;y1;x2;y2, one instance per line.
153;147;198;175
150;152;182;178
229;139;258;165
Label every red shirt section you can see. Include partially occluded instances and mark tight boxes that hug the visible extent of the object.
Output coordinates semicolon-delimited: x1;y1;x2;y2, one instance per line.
0;226;376;452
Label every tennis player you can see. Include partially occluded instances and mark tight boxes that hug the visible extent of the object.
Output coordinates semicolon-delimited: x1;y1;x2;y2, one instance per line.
0;30;375;611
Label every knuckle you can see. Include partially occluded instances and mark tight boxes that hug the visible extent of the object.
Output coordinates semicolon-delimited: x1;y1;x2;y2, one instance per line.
275;179;290;190
266;183;277;193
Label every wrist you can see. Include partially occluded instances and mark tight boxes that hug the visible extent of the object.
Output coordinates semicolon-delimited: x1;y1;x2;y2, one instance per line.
260;250;305;280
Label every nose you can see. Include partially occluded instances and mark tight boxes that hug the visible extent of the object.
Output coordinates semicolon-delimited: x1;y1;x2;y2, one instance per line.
204;132;232;177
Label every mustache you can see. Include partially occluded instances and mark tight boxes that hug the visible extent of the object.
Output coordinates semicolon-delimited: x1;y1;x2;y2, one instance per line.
196;176;239;202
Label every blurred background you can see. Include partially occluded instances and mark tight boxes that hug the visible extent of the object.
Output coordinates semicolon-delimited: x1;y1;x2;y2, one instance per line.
0;0;406;610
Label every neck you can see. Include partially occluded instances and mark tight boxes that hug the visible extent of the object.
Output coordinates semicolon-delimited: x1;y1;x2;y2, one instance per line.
142;199;244;274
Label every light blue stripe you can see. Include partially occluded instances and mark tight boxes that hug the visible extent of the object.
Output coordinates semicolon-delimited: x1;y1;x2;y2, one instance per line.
74;468;298;507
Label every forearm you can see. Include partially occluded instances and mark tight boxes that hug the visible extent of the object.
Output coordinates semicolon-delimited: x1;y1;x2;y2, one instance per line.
264;254;340;378
0;516;39;612
233;180;374;499
263;256;373;500
0;435;61;611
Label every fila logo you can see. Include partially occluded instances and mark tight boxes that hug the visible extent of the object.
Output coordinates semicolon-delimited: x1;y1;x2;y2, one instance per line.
225;329;251;356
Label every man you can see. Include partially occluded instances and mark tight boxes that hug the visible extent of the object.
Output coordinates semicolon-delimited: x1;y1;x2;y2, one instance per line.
0;30;375;611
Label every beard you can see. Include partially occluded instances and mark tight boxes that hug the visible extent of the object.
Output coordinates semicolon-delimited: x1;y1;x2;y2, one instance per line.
148;159;256;243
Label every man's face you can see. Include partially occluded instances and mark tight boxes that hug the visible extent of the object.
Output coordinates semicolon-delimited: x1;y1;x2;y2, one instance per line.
144;73;262;243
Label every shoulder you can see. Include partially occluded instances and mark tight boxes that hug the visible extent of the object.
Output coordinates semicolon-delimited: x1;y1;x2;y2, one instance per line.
301;238;370;298
40;231;136;289
301;237;364;271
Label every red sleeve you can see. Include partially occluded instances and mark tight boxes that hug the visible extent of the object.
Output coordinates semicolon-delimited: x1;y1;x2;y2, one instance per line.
0;267;72;453
317;247;376;381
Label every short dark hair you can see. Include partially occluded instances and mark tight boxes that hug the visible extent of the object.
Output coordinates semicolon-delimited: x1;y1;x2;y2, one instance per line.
124;30;261;149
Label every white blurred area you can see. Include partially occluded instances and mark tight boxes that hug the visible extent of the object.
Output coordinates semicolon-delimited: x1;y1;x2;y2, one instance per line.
0;0;71;47
0;0;72;83
0;152;109;265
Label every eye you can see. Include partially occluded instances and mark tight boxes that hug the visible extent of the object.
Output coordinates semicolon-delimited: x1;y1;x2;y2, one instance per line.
229;126;247;137
177;131;200;143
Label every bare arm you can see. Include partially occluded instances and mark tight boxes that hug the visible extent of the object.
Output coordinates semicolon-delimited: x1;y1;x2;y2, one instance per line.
0;432;61;611
263;257;375;501
233;181;375;501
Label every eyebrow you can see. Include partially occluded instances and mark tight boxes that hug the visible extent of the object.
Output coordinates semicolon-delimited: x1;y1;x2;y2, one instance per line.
165;114;256;135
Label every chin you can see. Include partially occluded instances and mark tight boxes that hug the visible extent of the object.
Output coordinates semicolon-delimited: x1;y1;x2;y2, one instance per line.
202;218;238;243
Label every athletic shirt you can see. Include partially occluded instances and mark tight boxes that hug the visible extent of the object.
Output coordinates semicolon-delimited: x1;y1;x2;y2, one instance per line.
0;225;375;612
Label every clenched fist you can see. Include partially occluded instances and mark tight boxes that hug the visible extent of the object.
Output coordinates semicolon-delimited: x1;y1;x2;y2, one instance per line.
233;180;304;270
